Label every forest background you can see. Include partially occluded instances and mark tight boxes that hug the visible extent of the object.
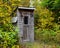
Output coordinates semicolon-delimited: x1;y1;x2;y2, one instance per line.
0;0;60;48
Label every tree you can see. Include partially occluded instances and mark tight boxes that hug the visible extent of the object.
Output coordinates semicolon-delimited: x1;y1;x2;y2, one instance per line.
33;0;57;30
20;0;30;7
0;0;30;31
40;0;60;23
0;0;21;31
34;6;54;29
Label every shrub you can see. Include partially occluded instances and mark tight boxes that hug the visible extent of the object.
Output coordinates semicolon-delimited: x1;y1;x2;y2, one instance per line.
35;29;57;43
55;30;60;43
0;31;18;47
0;22;19;48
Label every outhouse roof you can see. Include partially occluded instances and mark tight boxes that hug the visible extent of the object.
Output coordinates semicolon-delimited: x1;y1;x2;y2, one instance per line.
18;7;35;11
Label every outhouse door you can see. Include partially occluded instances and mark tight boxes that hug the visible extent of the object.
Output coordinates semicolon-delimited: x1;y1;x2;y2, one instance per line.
22;13;30;42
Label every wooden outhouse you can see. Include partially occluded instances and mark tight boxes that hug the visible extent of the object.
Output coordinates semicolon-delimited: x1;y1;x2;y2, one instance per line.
17;7;35;43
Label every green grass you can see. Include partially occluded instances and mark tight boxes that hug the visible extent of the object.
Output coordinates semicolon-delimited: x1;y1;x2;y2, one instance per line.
21;42;60;48
1;41;60;48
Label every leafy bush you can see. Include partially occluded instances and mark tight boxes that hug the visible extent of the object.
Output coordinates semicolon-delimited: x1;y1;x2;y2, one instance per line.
35;28;60;43
0;23;14;32
0;20;19;47
0;30;18;47
55;30;60;43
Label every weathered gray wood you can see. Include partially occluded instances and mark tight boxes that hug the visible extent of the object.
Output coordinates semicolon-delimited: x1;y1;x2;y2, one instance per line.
17;7;35;43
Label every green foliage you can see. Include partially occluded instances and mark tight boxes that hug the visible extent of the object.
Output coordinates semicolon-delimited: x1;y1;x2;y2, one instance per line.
0;0;26;25
40;0;60;10
0;31;18;47
35;28;60;43
34;6;54;29
34;0;60;43
20;0;30;7
0;23;14;32
40;0;60;23
0;0;30;32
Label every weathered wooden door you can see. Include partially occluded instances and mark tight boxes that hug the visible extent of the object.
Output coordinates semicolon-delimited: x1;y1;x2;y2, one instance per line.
22;16;30;42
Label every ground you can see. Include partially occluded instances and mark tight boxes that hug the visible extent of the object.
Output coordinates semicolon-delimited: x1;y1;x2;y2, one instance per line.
20;41;60;48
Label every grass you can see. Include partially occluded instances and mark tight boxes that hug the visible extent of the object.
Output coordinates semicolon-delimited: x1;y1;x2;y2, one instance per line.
0;41;60;48
21;41;60;48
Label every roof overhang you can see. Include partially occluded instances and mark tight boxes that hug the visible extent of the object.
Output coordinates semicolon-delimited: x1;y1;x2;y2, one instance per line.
18;7;35;11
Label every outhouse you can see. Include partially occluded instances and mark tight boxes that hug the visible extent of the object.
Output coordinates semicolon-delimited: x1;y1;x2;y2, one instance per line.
17;7;35;43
